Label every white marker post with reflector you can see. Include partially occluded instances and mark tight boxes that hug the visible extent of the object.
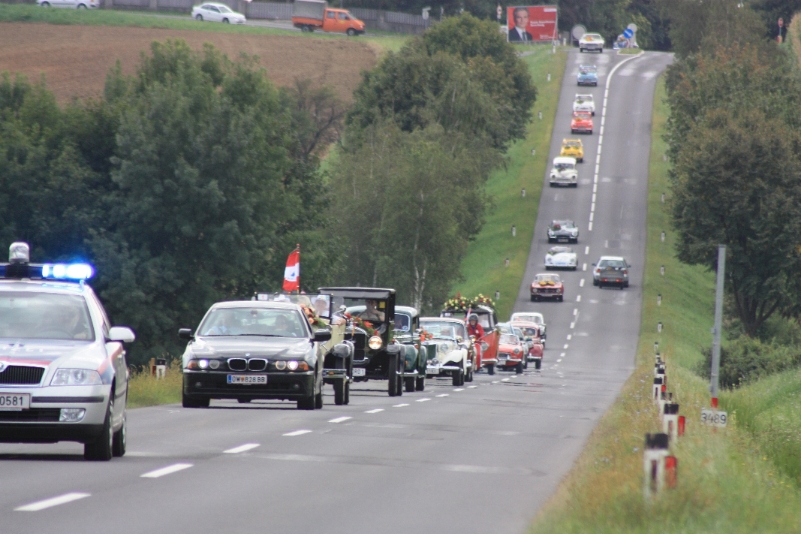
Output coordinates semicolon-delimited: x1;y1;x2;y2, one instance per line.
663;403;679;442
643;433;669;499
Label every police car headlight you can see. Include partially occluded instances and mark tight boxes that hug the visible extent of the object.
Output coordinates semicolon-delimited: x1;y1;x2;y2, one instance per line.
51;369;102;386
368;336;383;350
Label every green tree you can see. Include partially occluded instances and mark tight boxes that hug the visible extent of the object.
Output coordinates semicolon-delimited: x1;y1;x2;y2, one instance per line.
669;107;801;335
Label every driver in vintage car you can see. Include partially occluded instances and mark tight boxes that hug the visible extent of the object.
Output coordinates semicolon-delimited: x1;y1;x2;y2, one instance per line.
360;299;385;322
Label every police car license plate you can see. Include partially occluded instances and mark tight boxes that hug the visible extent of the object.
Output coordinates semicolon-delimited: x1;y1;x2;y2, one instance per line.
352;368;366;377
227;375;266;385
0;393;30;411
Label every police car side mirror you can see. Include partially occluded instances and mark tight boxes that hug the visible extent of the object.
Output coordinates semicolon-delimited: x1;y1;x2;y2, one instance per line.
313;329;332;343
109;326;135;344
178;328;194;341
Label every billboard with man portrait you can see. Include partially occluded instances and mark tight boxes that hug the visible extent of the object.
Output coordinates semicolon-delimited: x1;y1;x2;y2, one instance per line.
506;5;558;43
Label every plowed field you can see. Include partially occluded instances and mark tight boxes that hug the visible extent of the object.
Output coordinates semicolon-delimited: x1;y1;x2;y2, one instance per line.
0;22;376;103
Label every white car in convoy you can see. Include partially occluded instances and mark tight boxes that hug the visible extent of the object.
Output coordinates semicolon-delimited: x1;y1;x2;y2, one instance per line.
0;243;135;460
545;245;578;270
549;156;578;187
509;312;546;343
573;93;595;116
579;33;604;53
37;0;98;8
191;2;247;23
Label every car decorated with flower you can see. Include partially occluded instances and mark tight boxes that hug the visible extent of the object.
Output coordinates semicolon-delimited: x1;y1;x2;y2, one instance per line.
573;93;595;116
0;242;135;461
321;287;424;397
571;111;593;134
549;156;578;187
548;219;579;243
509;320;544;369
577;65;598;86
545;245;578;270
510;311;546;343
559;138;584;163
419;317;477;385
441;294;500;375
579;32;604;53
530;273;565;302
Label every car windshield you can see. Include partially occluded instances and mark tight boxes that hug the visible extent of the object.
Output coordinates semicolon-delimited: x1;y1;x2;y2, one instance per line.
513;314;542;324
549;246;573;254
585;33;602;40
333;297;388;325
577;95;593;102
394;313;411;332
599;259;626;268
421;320;463;339
553;221;575;229
0;292;94;340
564;141;580;147
535;274;561;284
218;5;232;12
500;334;518;345
573;112;591;119
555;162;574;171
198;308;307;338
579;66;597;72
518;327;540;337
255;293;330;319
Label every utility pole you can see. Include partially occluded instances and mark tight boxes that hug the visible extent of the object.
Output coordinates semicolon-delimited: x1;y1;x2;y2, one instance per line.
710;245;725;407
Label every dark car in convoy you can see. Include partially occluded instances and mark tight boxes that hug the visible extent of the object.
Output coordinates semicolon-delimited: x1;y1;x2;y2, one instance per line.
180;300;333;410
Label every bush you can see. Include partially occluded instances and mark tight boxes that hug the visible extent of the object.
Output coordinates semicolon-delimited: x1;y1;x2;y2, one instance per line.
697;335;801;388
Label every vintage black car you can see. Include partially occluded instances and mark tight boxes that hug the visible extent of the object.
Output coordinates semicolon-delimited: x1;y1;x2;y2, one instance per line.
179;300;334;410
321;287;424;397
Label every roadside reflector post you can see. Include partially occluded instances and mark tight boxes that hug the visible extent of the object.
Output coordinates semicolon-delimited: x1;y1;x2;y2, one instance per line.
511;225;516;237
521;188;526;197
547;73;551;82
663;403;679;442
657;322;662;333
156;358;167;379
531;149;536;156
678;415;686;436
661;192;665;203
660;265;665;276
661;231;666;242
538;111;543;120
149;357;156;377
657;294;661;306
495;290;500;300
644;433;669;499
652;376;664;402
504;257;510;267
665;455;678;489
654;341;659;354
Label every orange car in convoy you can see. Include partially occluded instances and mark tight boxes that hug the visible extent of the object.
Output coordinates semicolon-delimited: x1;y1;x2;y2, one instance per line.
530;273;565;302
496;332;527;374
571;111;593;134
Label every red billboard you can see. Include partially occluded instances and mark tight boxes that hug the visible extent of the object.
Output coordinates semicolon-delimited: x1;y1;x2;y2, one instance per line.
507;5;558;43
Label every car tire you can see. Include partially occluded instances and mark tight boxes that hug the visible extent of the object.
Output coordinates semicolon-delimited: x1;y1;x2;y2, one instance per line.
77;3;87;8
466;365;473;382
535;359;542;370
593;279;599;286
315;390;323;409
297;393;315;410
515;362;523;374
579;48;584;53
558;295;564;302
85;397;113;461
415;376;425;391
388;353;400;396
223;18;230;23
195;14;203;20
589;130;593;135
530;295;536;302
405;377;415;393
451;368;462;386
237;398;251;403
182;393;210;408
40;1;50;5
112;408;126;457
624;282;630;288
347;28;356;36
334;378;348;405
487;363;495;376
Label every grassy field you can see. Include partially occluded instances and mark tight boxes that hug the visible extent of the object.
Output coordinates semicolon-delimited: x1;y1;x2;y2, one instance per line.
528;78;801;533
452;46;567;320
128;360;183;408
0;4;406;54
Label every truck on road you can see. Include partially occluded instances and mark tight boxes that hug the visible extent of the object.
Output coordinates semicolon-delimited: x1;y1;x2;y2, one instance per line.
292;0;366;35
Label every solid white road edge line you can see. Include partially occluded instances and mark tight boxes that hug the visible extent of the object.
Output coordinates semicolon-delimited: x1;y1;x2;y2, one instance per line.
141;463;193;478
15;493;90;512
328;416;352;423
282;430;313;437
224;443;260;454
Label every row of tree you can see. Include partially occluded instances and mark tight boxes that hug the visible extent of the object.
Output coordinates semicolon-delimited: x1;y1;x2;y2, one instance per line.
0;42;344;365
326;15;536;310
664;2;801;336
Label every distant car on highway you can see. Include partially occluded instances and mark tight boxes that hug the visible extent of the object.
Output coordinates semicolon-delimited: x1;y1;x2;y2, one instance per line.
560;138;584;163
579;33;604;53
509;311;546;342
530;273;565;302
549;156;578;187
179;300;333;409
509;321;544;369
548;219;579;243
573;93;595;116
577;65;598;86
571;111;593;134
191;2;246;23
592;256;630;288
37;0;98;7
545;245;578;270
0;242;135;461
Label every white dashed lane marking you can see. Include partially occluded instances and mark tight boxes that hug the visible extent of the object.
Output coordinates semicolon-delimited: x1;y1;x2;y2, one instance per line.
224;443;260;454
453;388;464;392
436;394;449;398
563;344;569;349
393;404;409;408
579;279;585;287
282;430;312;437
141;463;193;478
416;398;431;403
365;408;384;414
468;386;478;389
584;246;589;254
560;352;566;357
576;295;582;302
15;493;90;512
328;417;352;424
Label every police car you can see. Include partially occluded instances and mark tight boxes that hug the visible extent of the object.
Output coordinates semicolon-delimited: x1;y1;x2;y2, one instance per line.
0;242;135;460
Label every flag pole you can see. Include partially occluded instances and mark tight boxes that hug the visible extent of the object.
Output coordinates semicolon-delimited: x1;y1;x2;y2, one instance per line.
296;244;301;294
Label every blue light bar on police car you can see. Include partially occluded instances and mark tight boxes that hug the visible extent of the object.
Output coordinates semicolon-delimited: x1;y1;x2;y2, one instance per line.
41;263;94;281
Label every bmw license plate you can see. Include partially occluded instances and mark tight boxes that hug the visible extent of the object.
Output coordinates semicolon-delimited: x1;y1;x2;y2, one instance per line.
0;393;30;411
352;368;366;377
227;375;266;385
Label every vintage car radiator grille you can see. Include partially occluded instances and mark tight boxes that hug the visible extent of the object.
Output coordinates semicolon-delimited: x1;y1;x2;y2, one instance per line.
0;365;45;385
535;288;560;294
0;408;60;422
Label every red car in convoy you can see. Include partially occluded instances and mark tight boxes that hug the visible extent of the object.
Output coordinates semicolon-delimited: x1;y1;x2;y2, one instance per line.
496;332;527;374
571;111;593;134
530;273;565;302
511;320;544;370
440;304;500;375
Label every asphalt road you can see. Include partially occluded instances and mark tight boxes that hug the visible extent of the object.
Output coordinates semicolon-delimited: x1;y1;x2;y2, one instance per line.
0;49;672;534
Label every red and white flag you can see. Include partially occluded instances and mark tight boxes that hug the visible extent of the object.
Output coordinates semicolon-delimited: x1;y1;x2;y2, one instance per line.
283;246;300;292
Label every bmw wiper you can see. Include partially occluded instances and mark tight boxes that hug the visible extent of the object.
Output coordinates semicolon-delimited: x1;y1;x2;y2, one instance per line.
236;334;284;337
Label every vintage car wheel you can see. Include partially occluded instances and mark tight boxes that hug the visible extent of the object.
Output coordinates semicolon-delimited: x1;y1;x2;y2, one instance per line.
515;362;524;374
334;378;349;405
182;393;210;408
85;398;114;461
466;365;473;382
405;377;415;393
452;368;464;386
535;359;542;370
558;295;564;302
388;354;400;396
487;363;495;375
415;376;425;391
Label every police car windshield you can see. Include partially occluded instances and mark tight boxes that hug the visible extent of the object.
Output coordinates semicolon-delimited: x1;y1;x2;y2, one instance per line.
199;308;308;338
0;292;94;341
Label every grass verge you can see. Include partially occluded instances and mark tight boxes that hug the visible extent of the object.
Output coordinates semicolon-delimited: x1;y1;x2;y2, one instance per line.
0;4;407;54
528;78;801;533
452;46;567;320
127;361;182;408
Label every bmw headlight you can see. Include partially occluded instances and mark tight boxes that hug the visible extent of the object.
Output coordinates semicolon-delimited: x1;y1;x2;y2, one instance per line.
368;336;383;350
51;369;102;386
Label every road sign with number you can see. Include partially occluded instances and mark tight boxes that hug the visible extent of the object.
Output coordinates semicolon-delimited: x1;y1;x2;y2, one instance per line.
701;408;727;427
